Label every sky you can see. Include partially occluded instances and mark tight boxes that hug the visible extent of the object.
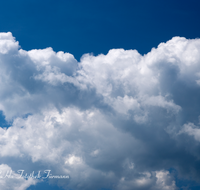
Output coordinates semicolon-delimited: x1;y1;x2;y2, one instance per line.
0;0;200;190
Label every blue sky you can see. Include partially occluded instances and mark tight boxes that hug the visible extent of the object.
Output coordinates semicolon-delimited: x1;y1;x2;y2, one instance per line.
0;0;200;190
1;0;200;60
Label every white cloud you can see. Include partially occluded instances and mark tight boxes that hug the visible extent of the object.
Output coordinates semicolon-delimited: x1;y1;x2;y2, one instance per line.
0;32;18;54
116;170;176;190
0;164;36;190
179;122;200;142
154;170;177;190
1;32;200;189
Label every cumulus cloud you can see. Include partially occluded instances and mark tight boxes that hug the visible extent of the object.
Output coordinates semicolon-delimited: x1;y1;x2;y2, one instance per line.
0;164;36;190
0;32;200;189
116;170;177;190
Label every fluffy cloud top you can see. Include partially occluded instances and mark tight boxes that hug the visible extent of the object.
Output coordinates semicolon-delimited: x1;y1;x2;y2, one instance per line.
0;32;200;189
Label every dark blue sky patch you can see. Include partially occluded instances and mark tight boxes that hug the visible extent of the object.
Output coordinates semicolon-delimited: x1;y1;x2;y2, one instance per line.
0;0;199;60
170;168;200;190
0;111;11;128
27;181;65;190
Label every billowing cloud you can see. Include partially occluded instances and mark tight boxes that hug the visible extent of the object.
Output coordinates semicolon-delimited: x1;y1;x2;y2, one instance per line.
0;32;200;189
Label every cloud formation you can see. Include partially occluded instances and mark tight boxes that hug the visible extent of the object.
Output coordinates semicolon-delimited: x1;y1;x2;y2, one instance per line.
0;32;200;189
0;164;36;190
